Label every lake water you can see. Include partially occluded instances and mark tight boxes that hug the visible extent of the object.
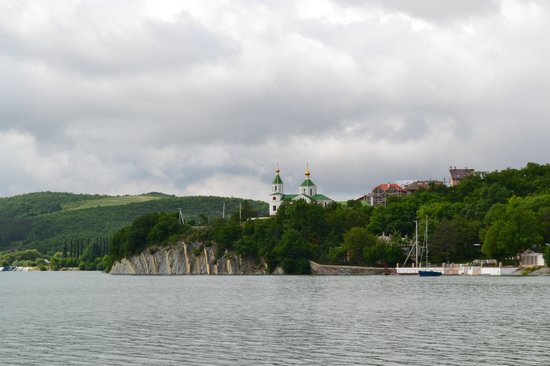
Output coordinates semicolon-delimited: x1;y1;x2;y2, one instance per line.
1;272;550;365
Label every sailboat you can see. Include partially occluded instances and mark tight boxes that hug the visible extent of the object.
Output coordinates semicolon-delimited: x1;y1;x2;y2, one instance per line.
397;216;444;276
417;215;442;277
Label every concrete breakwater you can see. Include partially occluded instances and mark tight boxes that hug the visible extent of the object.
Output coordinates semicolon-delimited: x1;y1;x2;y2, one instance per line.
109;241;268;275
309;261;386;275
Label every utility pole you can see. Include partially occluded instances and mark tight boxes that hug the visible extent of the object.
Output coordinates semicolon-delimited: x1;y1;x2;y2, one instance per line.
178;208;185;225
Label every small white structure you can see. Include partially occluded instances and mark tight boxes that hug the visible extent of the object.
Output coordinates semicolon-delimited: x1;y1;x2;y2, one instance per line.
458;265;519;276
520;250;545;267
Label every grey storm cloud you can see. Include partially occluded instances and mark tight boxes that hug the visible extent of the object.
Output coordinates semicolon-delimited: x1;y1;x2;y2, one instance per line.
0;0;549;200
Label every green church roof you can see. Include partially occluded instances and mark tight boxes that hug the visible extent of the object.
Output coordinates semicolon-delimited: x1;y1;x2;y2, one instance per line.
312;194;332;201
281;194;298;201
300;179;316;187
278;193;333;203
272;174;283;184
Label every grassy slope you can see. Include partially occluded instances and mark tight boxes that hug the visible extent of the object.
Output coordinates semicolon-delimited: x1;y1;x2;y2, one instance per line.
62;195;163;211
0;192;268;254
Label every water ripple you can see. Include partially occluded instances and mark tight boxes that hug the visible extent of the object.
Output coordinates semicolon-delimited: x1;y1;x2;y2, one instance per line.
2;273;550;365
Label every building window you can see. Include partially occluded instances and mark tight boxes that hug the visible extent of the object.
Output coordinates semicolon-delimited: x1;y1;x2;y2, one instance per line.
310;189;312;195
273;205;277;211
272;196;276;200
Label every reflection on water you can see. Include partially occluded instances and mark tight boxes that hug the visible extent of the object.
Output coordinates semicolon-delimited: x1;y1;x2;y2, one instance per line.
1;272;550;365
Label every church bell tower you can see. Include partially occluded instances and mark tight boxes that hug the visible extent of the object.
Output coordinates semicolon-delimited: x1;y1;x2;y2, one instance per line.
269;164;284;216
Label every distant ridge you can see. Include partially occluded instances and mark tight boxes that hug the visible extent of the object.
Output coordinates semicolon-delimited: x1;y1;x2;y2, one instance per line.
0;192;268;254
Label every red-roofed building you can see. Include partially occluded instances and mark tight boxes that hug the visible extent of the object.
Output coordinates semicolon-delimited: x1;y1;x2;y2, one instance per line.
356;179;445;207
369;183;407;206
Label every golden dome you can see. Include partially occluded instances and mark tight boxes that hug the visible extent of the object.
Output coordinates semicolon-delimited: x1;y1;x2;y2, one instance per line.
305;163;310;177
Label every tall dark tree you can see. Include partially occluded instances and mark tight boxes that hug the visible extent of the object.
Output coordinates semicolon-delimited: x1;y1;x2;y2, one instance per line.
274;229;313;274
483;204;543;261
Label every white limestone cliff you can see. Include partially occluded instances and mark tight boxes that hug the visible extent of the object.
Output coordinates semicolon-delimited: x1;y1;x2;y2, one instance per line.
109;241;269;275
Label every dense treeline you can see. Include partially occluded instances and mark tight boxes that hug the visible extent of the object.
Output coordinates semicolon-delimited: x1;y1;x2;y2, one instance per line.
107;162;550;274
367;162;550;263
109;212;193;262
108;201;262;263
189;199;379;273
51;237;111;270
0;237;111;270
109;199;403;274
0;249;49;269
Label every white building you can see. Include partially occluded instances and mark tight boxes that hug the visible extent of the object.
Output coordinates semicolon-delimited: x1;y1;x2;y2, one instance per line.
520;249;545;267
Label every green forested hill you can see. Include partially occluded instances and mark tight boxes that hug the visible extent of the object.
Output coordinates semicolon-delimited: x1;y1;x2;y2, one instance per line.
0;192;267;254
3;162;550;271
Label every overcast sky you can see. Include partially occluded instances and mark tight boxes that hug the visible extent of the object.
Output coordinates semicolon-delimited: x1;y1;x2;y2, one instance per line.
1;0;549;201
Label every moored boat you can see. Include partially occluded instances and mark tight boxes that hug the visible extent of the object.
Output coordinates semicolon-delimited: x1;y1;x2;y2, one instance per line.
418;270;442;277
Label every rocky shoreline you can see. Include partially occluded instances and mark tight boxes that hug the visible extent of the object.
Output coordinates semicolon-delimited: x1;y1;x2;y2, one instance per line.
109;241;269;275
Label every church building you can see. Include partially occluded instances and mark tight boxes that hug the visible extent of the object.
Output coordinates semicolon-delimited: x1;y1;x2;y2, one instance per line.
268;164;334;216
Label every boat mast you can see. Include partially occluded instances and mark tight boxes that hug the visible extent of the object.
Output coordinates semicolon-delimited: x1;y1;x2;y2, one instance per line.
415;220;419;267
425;215;429;267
